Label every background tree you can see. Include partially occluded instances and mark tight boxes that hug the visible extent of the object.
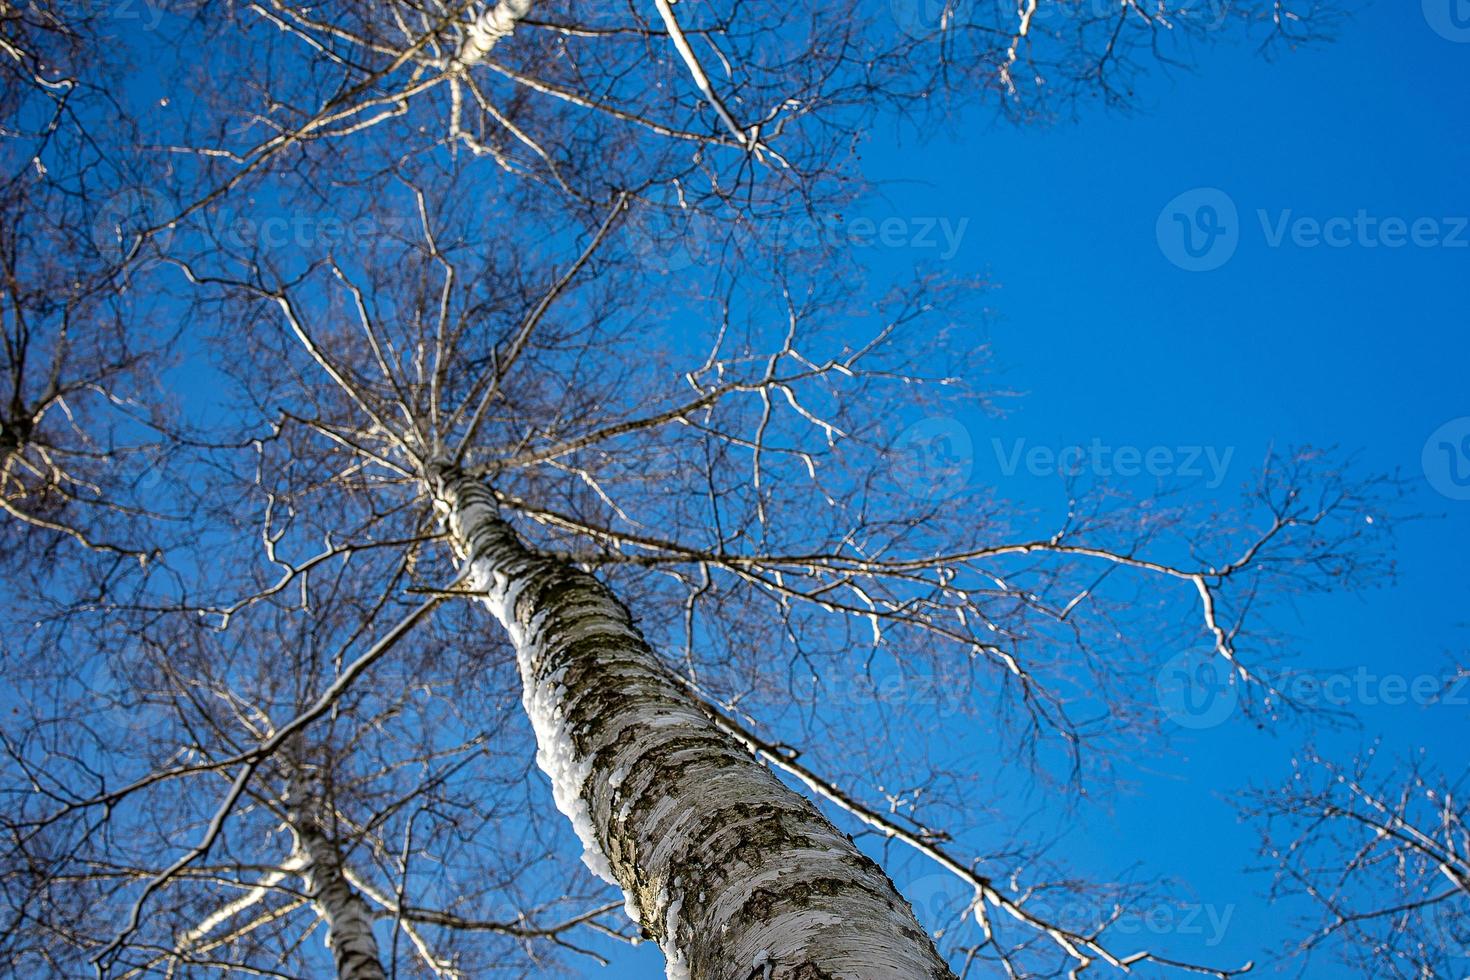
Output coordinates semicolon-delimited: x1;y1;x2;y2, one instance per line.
3;533;634;977
1;0;182;559
1246;746;1470;980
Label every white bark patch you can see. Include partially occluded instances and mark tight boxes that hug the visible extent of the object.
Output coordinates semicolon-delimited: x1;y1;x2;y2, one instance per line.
452;0;534;70
660;882;690;980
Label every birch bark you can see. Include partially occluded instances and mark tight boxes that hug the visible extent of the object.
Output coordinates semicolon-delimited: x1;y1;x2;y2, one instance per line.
431;465;955;980
451;0;535;70
291;809;388;980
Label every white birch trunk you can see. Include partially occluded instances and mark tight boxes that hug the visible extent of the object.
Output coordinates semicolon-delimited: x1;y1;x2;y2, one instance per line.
431;466;956;980
451;0;534;70
291;811;388;980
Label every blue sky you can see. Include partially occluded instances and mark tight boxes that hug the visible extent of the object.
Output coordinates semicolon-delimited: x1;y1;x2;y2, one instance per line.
582;1;1470;975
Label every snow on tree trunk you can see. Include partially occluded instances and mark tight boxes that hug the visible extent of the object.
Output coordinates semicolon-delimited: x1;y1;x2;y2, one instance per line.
431;465;956;980
291;811;387;980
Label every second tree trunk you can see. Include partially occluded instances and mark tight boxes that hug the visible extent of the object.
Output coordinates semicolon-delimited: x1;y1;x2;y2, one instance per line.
291;802;387;980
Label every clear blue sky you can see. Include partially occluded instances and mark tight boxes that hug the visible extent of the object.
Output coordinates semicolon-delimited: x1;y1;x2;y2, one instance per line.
582;1;1470;976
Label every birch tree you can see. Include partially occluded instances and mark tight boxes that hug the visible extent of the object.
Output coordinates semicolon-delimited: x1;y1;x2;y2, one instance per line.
1;0;181;560
3;535;635;977
61;144;1381;976
0;1;1397;979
